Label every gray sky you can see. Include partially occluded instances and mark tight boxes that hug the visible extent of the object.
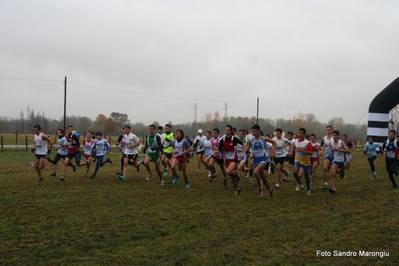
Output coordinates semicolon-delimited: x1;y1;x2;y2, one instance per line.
1;0;399;126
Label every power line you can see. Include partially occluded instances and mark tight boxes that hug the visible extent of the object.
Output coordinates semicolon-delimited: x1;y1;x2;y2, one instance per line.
0;75;367;115
69;81;235;103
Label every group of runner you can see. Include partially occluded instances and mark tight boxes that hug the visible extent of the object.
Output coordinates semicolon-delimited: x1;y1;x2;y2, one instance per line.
32;123;399;197
32;125;113;181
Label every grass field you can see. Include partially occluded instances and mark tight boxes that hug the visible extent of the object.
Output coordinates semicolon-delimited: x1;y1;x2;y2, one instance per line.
0;149;398;265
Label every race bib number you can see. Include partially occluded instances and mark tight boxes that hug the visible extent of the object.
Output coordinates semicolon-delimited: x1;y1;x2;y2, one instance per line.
225;151;235;160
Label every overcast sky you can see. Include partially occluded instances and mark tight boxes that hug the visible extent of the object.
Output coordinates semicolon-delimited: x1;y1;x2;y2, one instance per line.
1;0;399;127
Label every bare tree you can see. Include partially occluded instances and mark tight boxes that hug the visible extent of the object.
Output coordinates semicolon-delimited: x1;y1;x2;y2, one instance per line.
110;112;130;127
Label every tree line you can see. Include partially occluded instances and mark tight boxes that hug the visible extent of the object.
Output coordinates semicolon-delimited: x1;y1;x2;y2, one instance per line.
0;108;369;142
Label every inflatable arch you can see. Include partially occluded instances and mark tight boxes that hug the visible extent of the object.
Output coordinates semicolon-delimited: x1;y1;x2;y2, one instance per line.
367;77;399;144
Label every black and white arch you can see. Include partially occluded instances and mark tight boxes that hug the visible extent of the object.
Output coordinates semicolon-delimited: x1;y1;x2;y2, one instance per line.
367;77;399;144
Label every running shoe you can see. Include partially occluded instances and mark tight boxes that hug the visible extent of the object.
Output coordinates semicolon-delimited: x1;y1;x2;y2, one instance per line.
60;176;65;182
168;177;179;184
208;170;212;178
160;180;164;186
235;189;242;195
118;175;126;182
224;179;228;186
91;175;96;179
185;182;190;189
322;183;328;190
295;184;304;191
146;174;152;181
283;172;289;181
72;165;76;172
50;172;56;177
258;189;263;198
329;188;336;194
196;168;200;172
209;173;218;182
163;167;169;176
275;183;280;188
247;177;252;184
307;190;311;196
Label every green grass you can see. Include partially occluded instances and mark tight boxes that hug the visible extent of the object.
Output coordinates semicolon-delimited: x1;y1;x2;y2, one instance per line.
0;150;398;265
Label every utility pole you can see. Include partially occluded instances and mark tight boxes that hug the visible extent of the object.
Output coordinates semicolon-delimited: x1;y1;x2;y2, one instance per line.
224;102;228;118
256;97;259;125
64;76;67;132
193;102;198;124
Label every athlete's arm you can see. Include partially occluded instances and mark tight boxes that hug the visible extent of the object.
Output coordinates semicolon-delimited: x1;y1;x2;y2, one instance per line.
264;137;277;158
340;141;350;154
183;141;193;154
303;142;314;155
319;139;325;156
156;135;163;150
143;135;149;154
131;135;141;148
116;135;123;146
381;141;387;156
71;134;79;147
216;139;224;154
91;141;96;152
42;134;54;151
350;141;356;153
59;138;69;147
105;140;111;153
